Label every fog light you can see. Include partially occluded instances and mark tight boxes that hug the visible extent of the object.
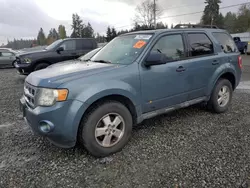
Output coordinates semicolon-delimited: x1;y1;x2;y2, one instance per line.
39;120;54;133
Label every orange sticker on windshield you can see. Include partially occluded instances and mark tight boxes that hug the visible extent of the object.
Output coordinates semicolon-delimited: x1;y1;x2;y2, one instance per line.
133;40;146;49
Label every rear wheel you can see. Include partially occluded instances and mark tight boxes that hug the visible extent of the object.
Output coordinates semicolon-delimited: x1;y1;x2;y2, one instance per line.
78;101;133;157
243;47;247;54
34;63;49;71
207;79;233;113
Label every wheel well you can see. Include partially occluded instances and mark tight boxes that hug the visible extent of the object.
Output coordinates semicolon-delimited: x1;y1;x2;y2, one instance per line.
33;60;51;70
84;95;137;125
219;72;236;90
35;60;51;65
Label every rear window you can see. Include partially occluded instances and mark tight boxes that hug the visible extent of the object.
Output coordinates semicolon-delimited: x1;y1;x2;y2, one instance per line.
187;33;214;57
213;32;237;53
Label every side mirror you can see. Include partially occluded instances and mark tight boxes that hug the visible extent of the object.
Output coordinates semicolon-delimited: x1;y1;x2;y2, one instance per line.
56;47;64;53
144;52;167;67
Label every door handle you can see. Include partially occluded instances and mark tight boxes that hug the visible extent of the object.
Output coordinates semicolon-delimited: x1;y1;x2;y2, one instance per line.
212;60;219;65
176;66;186;72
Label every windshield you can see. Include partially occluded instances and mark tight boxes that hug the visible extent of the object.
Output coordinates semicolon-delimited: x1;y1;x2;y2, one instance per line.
90;34;153;65
79;48;101;61
45;39;63;50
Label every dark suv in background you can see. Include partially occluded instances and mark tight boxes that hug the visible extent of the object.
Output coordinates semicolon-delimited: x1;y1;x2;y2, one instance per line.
14;38;97;75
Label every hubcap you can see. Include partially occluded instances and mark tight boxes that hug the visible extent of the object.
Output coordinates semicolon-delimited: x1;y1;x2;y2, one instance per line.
217;85;230;107
95;113;125;147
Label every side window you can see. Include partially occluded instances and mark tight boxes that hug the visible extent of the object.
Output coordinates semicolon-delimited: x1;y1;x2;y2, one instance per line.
82;40;93;49
1;52;14;57
76;40;93;50
187;33;214;57
213;32;237;53
151;34;185;61
60;40;76;51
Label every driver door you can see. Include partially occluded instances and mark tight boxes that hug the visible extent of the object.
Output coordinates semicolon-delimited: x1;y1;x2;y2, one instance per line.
139;33;192;113
58;40;77;62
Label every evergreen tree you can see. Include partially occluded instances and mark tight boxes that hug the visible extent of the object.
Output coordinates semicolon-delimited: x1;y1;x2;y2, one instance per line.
82;22;94;38
58;25;67;39
37;28;46;45
111;27;117;40
171;24;174;29
224;12;238;33
71;13;83;38
201;0;221;26
106;26;112;42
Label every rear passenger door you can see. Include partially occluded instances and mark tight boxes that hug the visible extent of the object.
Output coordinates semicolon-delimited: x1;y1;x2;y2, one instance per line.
184;32;220;100
77;39;95;56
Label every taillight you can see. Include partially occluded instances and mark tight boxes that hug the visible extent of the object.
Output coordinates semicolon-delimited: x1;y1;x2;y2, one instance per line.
238;56;242;69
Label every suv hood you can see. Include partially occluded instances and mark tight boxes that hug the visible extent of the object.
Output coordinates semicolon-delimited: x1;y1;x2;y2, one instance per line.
17;49;47;57
26;60;123;88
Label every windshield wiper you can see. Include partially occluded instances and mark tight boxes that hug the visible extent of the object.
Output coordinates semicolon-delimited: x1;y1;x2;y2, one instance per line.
93;60;112;64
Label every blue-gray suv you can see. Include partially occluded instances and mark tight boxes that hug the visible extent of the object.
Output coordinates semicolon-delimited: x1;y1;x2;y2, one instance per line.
20;25;242;157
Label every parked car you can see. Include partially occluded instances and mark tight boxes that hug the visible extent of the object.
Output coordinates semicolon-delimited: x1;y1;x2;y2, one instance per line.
14;38;97;75
0;48;17;67
20;25;242;157
233;37;248;54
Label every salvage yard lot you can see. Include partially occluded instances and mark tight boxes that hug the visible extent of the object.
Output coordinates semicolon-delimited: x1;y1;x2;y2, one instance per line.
1;56;250;188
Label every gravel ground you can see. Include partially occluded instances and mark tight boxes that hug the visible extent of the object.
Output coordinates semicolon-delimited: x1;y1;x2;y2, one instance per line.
1;68;250;188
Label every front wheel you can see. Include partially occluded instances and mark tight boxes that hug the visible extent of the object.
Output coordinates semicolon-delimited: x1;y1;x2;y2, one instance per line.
207;79;233;113
78;101;133;157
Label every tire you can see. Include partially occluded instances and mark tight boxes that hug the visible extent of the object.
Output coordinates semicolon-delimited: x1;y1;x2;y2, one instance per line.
34;63;49;71
78;101;133;157
207;78;233;113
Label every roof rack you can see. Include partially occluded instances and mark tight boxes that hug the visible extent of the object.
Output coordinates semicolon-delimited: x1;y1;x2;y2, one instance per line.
174;24;219;29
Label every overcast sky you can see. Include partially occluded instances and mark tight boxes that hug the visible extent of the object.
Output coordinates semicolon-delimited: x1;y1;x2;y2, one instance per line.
0;0;248;44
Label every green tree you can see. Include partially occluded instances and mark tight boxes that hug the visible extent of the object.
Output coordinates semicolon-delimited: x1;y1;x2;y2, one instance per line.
106;26;112;42
224;12;238;33
216;13;224;29
171;23;174;29
82;22;94;38
37;28;46;45
71;13;83;38
58;25;67;39
235;4;250;32
201;0;221;26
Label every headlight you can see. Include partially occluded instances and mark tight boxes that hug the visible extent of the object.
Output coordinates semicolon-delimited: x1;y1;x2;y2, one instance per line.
36;88;68;106
23;57;32;63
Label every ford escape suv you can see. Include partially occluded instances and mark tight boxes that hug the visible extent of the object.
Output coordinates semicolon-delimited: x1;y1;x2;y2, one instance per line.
20;25;242;157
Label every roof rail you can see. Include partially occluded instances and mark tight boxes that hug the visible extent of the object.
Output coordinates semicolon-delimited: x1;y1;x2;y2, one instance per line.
174;24;219;29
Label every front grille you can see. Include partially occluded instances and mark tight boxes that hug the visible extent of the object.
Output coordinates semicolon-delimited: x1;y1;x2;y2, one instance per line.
24;82;37;108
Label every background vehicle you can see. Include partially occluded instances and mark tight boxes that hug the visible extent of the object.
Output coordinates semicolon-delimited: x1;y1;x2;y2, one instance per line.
20;25;242;157
14;38;97;75
0;48;17;67
47;47;101;68
233;37;248;54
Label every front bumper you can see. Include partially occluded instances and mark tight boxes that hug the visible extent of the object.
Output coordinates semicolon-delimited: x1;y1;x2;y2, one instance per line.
20;96;87;148
14;62;32;75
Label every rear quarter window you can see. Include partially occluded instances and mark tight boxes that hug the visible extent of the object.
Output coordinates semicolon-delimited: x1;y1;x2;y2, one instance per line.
212;32;237;53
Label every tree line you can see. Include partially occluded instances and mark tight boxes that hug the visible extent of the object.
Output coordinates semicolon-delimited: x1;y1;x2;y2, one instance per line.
3;0;250;49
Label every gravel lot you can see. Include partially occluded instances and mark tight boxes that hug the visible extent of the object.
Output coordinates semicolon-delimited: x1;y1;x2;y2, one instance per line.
1;56;250;188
